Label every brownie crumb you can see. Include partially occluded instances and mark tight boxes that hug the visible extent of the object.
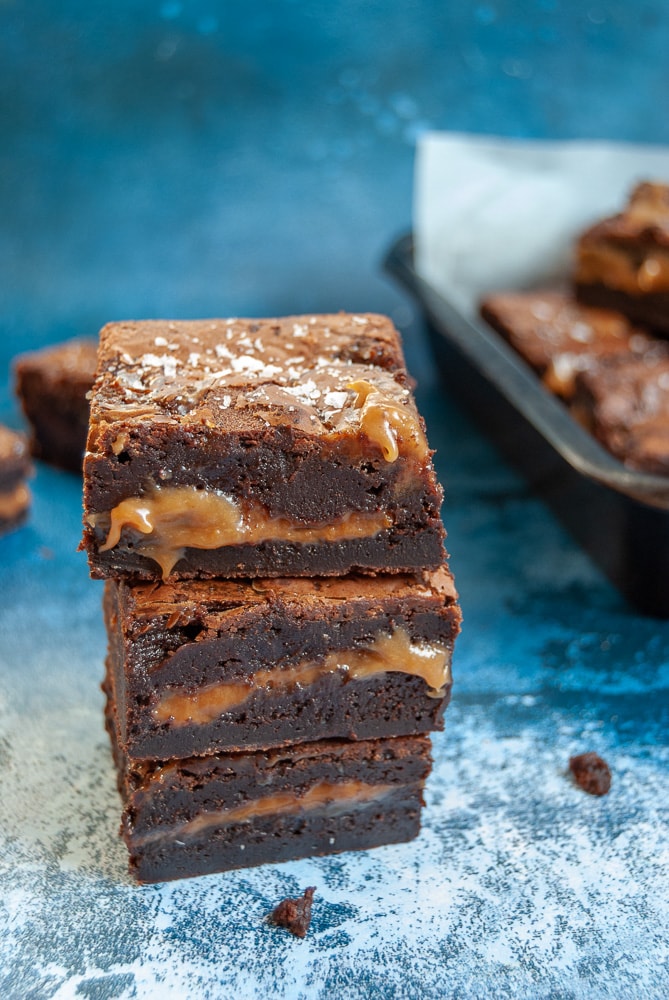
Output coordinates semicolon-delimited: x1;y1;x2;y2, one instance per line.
268;886;316;938
569;752;612;796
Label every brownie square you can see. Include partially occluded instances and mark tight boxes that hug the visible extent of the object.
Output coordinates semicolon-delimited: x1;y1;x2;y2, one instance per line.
574;182;669;335
480;290;656;400
82;315;445;581
14;337;98;473
0;425;32;533
574;351;669;475
106;692;433;884
103;564;461;761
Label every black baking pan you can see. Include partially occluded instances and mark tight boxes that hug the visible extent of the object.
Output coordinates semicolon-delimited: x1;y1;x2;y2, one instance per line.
385;232;669;618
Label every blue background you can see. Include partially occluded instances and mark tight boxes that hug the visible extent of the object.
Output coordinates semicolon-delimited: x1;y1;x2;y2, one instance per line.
1;3;668;999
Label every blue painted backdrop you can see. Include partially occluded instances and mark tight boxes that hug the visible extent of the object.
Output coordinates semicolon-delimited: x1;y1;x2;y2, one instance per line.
1;4;668;999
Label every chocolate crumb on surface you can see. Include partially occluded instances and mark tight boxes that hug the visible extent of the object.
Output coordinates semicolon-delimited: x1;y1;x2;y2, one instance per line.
569;752;612;796
268;886;316;939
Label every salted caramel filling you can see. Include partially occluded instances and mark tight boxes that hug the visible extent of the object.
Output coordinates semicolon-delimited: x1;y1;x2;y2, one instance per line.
0;483;30;519
577;244;669;294
153;626;452;726
92;485;392;578
348;379;428;463
133;778;398;846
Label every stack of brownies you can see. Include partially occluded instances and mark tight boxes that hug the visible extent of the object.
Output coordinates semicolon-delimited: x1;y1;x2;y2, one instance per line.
81;313;461;883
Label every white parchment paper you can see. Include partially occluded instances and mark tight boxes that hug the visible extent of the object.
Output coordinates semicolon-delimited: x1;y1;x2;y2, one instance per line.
414;132;669;316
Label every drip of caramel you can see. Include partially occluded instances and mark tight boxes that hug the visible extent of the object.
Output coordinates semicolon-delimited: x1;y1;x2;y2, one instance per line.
133;779;397;846
93;485;391;579
153;626;452;726
348;379;428;463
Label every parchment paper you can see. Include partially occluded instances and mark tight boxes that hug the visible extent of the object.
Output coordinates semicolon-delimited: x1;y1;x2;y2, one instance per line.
414;132;669;316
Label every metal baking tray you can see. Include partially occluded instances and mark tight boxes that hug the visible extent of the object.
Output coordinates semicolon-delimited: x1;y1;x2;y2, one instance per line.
385;232;669;618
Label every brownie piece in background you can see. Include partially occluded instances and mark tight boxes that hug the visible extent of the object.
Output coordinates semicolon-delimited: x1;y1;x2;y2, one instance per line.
574;351;669;475
82;315;445;581
106;680;433;883
14;337;98;472
574;181;669;335
480;289;658;400
0;425;32;533
103;564;461;760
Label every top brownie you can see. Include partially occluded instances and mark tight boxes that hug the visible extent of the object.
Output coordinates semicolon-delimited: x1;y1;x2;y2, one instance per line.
82;314;445;581
574;182;669;334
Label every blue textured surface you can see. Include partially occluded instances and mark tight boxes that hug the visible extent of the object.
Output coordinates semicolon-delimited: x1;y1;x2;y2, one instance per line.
1;4;668;998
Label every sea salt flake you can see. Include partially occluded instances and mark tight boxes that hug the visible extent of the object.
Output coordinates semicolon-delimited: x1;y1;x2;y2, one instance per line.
154;336;168;347
324;391;348;409
188;353;200;366
352;315;368;325
231;355;266;373
293;324;308;338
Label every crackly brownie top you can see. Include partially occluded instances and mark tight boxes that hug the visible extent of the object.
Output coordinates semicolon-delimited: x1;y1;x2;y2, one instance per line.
114;563;459;631
14;337;98;386
481;290;659;398
86;314;428;451
579;182;669;249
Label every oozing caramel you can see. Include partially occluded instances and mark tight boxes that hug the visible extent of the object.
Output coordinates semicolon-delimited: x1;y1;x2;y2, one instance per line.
577;244;669;294
133;778;397;846
92;485;392;579
153;626;452;725
348;379;428;463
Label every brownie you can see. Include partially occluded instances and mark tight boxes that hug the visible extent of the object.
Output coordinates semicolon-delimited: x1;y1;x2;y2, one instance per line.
81;315;445;581
573;350;669;474
14;337;98;472
106;687;433;883
574;182;669;335
0;425;32;533
103;564;461;761
480;290;657;400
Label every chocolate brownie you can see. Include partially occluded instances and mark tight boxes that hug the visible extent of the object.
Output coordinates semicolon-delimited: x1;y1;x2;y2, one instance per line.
574;182;669;335
0;425;32;533
81;315;445;581
480;290;657;400
103;564;461;760
574;350;669;475
106;688;432;883
14;337;98;472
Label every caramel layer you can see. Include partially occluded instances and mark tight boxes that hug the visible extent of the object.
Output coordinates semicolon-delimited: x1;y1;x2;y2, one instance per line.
153;626;452;725
92;485;391;579
133;778;397;847
0;483;30;520
577;244;669;295
348;379;428;463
